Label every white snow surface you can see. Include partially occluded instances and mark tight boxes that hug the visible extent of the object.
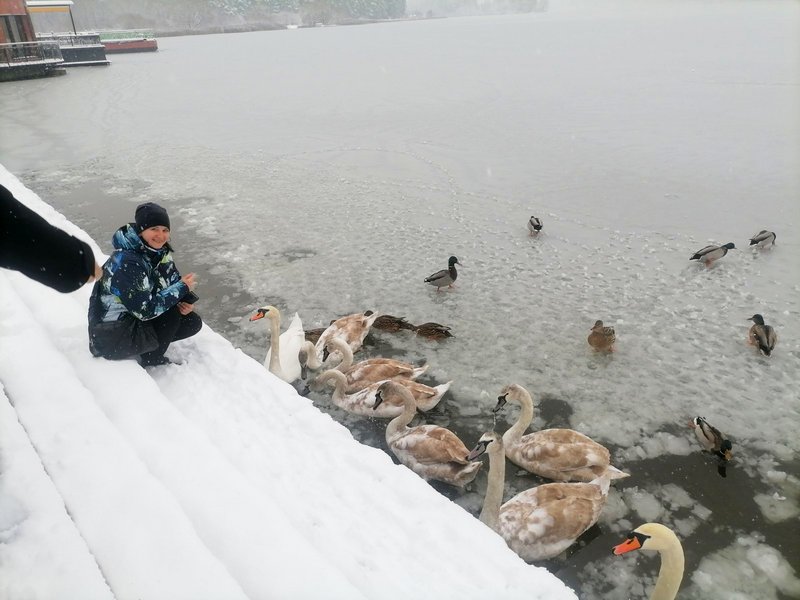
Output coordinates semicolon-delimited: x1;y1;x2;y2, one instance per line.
0;167;577;599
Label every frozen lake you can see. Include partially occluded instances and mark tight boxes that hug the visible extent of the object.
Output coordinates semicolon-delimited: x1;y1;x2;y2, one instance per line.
2;1;798;597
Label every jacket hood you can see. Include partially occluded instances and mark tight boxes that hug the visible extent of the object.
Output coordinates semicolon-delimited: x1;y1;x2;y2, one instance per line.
112;223;172;255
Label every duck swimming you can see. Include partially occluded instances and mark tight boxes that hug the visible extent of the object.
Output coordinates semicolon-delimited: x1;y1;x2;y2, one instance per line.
689;242;736;266
414;322;454;340
588;320;616;352
747;313;777;356
369;313;417;333
424;256;462;291
527;216;543;236
749;230;776;248
688;416;733;461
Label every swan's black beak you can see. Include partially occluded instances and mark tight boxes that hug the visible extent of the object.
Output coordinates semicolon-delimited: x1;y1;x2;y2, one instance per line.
292;380;310;396
467;440;489;461
373;389;384;410
492;395;507;413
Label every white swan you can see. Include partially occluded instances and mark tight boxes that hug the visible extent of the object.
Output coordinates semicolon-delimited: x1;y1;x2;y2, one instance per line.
613;523;684;600
324;336;429;392
375;381;482;487
494;384;628;482
468;430;611;561
314;311;380;360
249;305;305;383
314;368;451;415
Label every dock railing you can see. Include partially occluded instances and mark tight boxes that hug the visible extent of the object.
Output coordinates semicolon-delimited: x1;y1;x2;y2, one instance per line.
0;41;63;66
36;32;103;47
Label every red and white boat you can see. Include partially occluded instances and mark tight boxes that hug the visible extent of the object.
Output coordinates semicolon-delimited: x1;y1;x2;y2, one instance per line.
99;30;157;53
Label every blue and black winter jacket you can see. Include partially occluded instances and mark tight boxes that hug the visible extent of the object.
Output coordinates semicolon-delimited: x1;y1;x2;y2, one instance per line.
88;224;188;325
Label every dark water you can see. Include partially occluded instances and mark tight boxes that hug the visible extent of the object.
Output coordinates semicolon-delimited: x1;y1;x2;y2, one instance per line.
4;3;800;597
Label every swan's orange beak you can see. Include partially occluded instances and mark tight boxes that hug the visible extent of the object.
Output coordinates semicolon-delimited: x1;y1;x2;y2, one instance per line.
249;313;264;322
613;536;642;555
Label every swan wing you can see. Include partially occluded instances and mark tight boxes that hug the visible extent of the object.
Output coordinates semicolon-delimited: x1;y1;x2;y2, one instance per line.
345;361;417;386
355;359;428;379
342;365;423;393
408;380;451;412
316;312;378;355
345;312;379;349
509;430;611;480
392;426;470;465
500;484;602;560
333;383;404;418
279;313;305;382
264;313;305;382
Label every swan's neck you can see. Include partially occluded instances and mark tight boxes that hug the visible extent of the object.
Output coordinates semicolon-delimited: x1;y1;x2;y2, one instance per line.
385;392;416;443
267;317;282;375
303;341;323;370
480;445;505;531
652;541;684;600
322;370;347;403
505;392;534;444
334;340;355;372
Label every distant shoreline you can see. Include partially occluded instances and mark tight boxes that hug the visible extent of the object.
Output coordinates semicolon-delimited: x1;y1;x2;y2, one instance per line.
155;15;446;39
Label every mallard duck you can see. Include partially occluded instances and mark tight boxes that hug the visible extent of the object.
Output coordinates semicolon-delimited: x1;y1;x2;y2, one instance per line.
613;523;684;600
424;256;462;291
315;368;450;415
749;230;776;248
413;322;454;340
469;431;611;561
323;337;429;392
588;320;616;352
689;242;736;266
369;313;416;333
494;384;628;482
314;311;380;361
527;216;543;236
688;416;733;461
375;381;481;487
747;313;778;356
249;305;305;383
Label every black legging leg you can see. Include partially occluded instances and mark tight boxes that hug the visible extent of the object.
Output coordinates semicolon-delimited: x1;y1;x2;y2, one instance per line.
173;310;203;342
140;308;203;364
